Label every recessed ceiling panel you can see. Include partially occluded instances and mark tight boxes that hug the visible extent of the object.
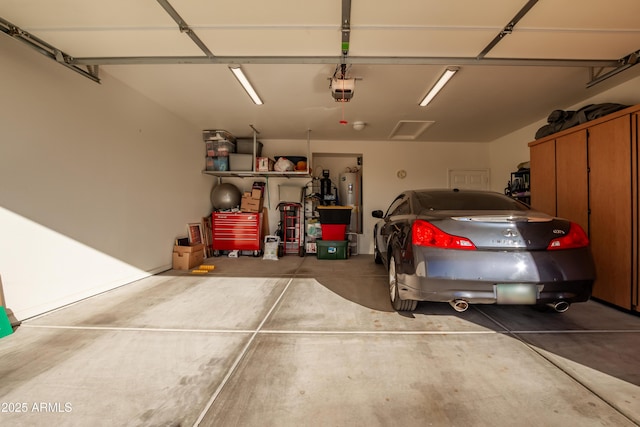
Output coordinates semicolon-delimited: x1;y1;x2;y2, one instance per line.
488;31;640;60
26;29;204;58
0;0;176;27
0;0;202;57
197;29;340;56
349;29;497;57
172;0;339;26
351;0;522;27
517;0;640;29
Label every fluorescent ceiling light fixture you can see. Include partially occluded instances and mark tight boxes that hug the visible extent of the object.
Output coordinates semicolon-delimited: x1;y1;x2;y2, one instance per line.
419;67;459;107
229;66;263;105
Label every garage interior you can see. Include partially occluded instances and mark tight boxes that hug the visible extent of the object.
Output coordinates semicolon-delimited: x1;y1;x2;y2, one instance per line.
1;1;640;426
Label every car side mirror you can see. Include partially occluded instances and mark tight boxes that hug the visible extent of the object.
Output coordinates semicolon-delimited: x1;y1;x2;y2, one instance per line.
372;210;384;218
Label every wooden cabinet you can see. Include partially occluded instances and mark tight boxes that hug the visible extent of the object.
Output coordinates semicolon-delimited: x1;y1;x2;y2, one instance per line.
529;138;557;215
556;130;589;233
588;116;633;308
634;112;640;314
528;105;640;312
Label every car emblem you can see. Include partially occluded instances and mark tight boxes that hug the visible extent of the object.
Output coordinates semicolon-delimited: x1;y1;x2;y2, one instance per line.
502;229;519;237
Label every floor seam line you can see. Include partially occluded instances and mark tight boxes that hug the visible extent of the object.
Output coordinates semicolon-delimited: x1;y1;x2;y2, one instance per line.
19;324;640;335
511;330;640;425
192;276;295;427
476;306;639;424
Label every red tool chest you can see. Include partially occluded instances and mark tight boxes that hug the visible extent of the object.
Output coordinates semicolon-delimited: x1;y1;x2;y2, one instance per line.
211;212;263;256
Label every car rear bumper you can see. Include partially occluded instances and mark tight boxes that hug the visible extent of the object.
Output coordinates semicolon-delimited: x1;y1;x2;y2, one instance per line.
397;246;595;304
398;278;593;304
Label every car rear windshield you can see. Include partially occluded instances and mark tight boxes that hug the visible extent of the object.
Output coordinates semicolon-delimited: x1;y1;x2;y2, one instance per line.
415;191;530;211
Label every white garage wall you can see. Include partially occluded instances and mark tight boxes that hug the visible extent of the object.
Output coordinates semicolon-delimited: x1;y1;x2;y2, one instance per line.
0;37;212;320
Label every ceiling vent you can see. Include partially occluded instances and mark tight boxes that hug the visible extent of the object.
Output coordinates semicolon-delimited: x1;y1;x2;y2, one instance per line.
388;120;435;140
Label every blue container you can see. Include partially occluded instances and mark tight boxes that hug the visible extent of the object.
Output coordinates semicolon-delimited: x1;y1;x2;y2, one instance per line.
206;156;229;171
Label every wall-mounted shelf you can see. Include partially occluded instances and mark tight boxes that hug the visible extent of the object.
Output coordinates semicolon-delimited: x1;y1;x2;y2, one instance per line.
203;127;312;179
202;170;310;178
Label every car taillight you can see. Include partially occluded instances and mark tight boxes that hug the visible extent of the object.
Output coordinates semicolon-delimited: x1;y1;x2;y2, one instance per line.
547;222;589;250
412;220;476;250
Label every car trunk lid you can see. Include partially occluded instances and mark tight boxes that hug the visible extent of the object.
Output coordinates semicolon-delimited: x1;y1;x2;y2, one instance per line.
431;211;571;250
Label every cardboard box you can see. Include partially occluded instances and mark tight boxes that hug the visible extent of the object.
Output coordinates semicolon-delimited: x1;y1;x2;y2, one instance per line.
241;194;264;212
172;244;205;270
173;243;204;254
256;157;274;172
251;188;262;199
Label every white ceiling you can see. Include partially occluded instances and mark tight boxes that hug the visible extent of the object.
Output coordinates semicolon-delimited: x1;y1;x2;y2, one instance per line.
2;0;640;142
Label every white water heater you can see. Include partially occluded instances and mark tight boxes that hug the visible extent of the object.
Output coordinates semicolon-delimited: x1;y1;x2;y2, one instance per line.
338;171;362;233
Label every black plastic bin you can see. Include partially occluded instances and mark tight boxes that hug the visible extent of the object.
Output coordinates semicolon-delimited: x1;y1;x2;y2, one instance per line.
317;206;352;224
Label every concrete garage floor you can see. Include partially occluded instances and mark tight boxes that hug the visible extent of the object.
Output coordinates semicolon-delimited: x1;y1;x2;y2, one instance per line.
0;255;639;426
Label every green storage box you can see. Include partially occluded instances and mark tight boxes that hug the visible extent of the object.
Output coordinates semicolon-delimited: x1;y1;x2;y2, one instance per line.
0;306;13;338
316;240;348;260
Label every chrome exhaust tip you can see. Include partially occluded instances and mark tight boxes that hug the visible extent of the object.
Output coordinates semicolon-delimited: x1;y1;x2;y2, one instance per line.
449;299;469;312
547;301;570;313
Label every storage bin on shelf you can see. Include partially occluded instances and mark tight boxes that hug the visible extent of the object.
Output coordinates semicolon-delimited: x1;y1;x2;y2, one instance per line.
236;139;263;157
203;129;236;142
203;130;236;172
205;156;229;171
205;140;236;157
229;153;253;171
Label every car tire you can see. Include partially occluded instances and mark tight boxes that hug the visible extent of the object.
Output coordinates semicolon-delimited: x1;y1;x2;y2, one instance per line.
389;255;418;312
373;233;383;264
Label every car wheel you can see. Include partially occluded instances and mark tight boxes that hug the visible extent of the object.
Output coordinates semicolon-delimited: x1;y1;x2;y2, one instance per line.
389;255;418;312
374;234;383;264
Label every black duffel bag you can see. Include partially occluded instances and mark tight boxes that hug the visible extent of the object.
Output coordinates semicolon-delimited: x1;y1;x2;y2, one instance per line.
535;103;629;139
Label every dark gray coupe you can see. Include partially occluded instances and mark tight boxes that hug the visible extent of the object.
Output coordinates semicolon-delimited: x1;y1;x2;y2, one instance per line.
372;189;595;312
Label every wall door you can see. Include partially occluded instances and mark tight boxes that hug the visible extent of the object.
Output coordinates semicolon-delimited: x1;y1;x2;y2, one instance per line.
448;169;490;190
